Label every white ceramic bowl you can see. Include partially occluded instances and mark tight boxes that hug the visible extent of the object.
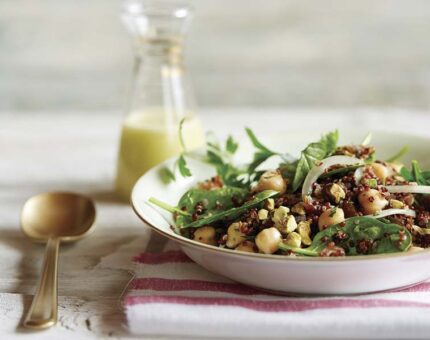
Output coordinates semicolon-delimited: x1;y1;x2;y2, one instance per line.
131;130;430;295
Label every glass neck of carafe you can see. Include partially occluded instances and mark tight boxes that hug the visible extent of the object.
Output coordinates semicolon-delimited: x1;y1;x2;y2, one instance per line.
127;37;192;126
133;36;183;65
122;1;195;124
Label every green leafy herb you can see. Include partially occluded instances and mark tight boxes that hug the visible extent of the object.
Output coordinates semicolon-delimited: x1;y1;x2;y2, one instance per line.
412;160;429;185
158;167;176;183
148;197;190;217
279;160;298;184
205;137;248;187
422;171;430;180
291;130;339;192
319;164;364;179
245;128;279;173
245;128;275;154
159;118;192;182
400;160;430;185
174;187;248;227
226;136;239;155
178;154;192;177
279;217;412;256
386;145;409;163
178;118;187;151
183;190;278;229
400;167;413;181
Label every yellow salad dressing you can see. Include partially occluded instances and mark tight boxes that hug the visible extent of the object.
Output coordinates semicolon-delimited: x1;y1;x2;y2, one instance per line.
115;111;205;200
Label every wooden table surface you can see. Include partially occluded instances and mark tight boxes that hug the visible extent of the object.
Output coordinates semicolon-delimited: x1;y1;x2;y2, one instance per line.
1;109;429;339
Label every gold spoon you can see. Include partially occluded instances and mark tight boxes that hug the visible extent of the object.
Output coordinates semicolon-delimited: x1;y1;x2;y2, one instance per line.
21;192;96;329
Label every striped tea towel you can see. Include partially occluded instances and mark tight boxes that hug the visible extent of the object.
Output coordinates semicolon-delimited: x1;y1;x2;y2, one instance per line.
123;234;430;339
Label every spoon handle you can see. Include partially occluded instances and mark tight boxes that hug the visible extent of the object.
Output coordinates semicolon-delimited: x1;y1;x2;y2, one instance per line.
24;238;60;329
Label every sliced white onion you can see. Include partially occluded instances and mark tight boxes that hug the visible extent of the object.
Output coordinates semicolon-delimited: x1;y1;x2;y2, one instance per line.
385;185;430;194
412;225;430;235
302;155;364;199
366;208;416;219
354;166;365;185
361;132;372;146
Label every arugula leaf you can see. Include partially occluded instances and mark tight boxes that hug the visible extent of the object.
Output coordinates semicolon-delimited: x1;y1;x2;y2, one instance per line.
178;155;192;177
159;167;176;183
412;160;430;185
386;145;409;163
291;130;339;192
205;136;248;187
148;197;190;217
400;160;430;185
279;216;412;256
279;160;298;184
178;118;187;151
245;128;279;173
245;128;275;154
422;171;430;180
176;119;192;178
174;187;248;227
321;129;339;153
248;151;275;174
206;148;224;164
400;167;414;181
182;190;278;229
319;164;364;179
226;136;239;154
159;118;192;182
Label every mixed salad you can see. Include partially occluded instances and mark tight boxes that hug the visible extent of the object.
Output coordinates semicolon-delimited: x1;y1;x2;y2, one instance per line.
150;129;430;257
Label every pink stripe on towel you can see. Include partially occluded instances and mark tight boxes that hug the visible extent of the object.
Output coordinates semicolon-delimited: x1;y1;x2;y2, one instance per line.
124;246;430;337
130;278;264;295
124;295;430;312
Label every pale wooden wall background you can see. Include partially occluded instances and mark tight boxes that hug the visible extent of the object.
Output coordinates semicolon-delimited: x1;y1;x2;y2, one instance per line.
1;0;430;111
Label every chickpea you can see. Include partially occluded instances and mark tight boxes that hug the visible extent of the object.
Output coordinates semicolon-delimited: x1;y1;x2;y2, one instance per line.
371;163;389;182
318;207;345;231
297;221;312;246
285;232;301;248
358;189;388;215
255;227;282;254
255;170;286;194
193;226;217;246
226;222;246;248
235;241;257;253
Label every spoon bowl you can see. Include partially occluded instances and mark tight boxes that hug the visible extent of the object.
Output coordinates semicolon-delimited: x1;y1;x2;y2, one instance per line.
21;192;96;242
21;192;96;329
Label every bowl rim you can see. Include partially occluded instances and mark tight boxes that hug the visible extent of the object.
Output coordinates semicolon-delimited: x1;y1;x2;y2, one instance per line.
131;130;430;262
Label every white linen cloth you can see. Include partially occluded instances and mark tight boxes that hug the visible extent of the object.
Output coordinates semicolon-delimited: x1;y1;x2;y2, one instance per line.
124;237;430;339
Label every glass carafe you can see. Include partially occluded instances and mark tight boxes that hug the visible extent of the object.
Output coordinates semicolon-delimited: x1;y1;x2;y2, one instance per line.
115;0;205;200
